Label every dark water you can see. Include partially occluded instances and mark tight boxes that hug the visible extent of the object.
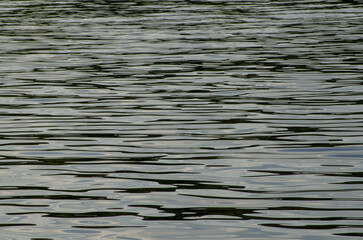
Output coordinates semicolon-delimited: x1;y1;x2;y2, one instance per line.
1;0;363;239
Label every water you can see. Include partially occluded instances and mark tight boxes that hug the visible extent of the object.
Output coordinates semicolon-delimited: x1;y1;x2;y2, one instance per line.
0;0;362;239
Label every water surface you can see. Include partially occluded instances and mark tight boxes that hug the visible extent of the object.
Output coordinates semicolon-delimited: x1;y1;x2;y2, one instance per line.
0;0;363;239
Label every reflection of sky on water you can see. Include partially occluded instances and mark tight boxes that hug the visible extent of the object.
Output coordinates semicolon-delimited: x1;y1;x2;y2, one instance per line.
1;0;362;239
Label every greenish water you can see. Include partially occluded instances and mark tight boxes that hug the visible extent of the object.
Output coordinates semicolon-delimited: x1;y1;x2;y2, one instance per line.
0;0;362;239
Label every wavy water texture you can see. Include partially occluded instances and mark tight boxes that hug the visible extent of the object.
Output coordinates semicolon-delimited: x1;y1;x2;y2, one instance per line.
0;0;362;239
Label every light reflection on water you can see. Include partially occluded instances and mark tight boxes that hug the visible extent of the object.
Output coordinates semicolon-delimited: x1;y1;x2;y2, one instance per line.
1;0;363;239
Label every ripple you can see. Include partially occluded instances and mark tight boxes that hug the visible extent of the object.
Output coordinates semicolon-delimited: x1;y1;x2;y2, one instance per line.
1;0;363;239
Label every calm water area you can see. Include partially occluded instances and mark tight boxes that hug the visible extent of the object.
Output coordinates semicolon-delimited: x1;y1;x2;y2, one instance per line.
1;0;363;239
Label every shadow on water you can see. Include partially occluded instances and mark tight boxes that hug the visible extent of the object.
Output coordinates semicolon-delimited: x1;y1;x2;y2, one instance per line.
1;0;363;239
